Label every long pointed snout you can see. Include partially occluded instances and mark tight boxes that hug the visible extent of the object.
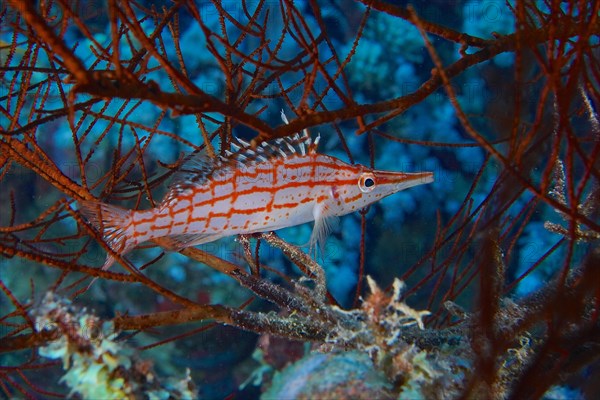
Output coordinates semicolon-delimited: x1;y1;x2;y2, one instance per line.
375;170;434;191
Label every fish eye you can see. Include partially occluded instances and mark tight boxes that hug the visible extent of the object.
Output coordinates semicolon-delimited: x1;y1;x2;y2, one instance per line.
358;173;376;193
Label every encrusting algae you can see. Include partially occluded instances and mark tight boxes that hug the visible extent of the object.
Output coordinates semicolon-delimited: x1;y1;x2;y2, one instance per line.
34;293;196;400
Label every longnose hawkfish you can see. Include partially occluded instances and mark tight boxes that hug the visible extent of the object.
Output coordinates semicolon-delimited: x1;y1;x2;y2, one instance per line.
80;111;434;269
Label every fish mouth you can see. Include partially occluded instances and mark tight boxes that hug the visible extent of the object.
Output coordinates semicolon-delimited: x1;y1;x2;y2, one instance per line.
376;170;434;191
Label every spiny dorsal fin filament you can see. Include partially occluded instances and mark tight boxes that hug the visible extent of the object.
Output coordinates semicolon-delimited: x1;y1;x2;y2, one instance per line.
280;109;289;125
163;112;318;202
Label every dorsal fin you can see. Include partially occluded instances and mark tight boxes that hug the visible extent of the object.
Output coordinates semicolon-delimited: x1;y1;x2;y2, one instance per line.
161;149;224;206
223;117;317;166
161;115;318;205
279;110;319;155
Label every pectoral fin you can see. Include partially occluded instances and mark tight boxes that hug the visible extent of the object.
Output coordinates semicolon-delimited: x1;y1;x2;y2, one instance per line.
310;201;339;256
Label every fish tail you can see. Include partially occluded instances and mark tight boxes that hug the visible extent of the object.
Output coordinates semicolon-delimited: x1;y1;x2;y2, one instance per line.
79;200;137;270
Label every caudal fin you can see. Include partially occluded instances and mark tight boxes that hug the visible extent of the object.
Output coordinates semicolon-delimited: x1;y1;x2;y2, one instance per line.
78;200;135;270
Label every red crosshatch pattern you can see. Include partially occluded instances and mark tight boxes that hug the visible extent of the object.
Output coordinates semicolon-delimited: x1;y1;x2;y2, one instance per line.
80;136;433;270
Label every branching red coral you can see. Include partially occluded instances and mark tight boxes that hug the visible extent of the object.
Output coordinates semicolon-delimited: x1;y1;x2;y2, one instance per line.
1;0;598;398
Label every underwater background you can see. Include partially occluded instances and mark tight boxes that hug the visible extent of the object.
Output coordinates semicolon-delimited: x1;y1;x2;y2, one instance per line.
1;0;598;399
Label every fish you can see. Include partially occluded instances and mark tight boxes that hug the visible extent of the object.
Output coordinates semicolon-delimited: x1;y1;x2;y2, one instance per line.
80;111;434;269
